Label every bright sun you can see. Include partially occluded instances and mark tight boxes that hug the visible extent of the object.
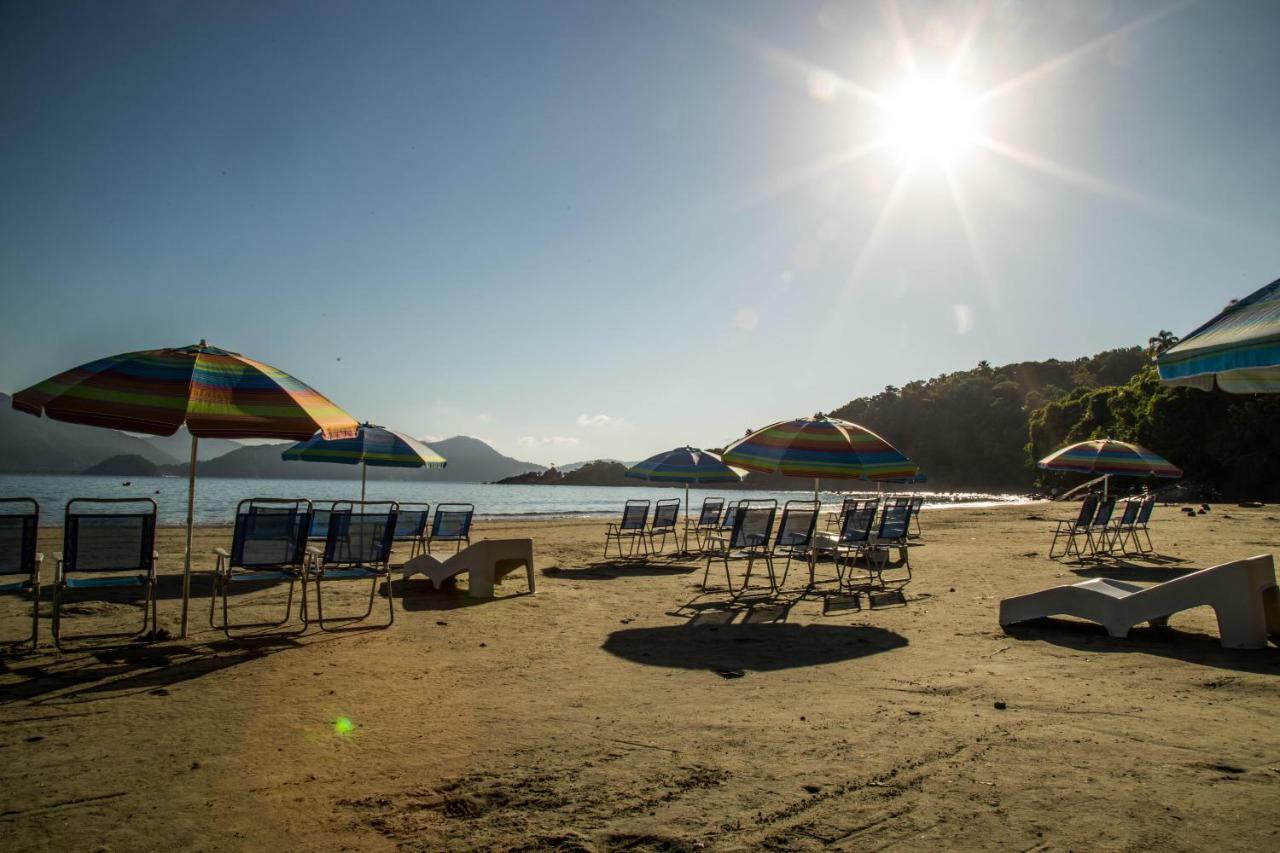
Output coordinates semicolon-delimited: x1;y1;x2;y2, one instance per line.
882;78;980;162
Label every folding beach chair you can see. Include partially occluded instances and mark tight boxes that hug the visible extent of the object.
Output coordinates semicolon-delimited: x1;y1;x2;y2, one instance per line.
392;502;431;560
908;495;925;537
692;498;724;550
831;498;880;590
427;503;474;554
306;501;337;545
1133;497;1157;554
702;500;777;595
866;498;915;586
0;499;42;648
1082;497;1118;558
646;499;681;555
1107;500;1142;555
308;501;399;630
827;497;860;531
53;498;158;650
1048;494;1099;560
211;498;312;638
771;499;819;588
604;500;650;558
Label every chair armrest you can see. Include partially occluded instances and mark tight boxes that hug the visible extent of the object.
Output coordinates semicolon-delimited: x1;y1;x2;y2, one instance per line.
214;547;230;558
35;552;44;565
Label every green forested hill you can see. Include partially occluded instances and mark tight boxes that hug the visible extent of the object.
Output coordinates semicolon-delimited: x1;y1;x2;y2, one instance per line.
827;348;1151;491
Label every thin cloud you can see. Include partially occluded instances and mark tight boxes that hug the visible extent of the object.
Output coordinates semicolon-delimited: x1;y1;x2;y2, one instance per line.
577;414;621;427
518;435;580;446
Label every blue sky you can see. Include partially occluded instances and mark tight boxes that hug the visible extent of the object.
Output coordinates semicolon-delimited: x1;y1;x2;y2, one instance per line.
2;0;1277;465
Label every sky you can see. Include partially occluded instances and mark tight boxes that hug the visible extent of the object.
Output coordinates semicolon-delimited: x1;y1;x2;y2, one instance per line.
1;0;1277;465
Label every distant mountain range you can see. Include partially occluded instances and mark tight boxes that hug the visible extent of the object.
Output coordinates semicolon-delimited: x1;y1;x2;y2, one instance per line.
0;399;545;483
0;392;179;473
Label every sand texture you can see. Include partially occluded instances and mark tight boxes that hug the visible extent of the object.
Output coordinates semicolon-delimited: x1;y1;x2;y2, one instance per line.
2;504;1279;851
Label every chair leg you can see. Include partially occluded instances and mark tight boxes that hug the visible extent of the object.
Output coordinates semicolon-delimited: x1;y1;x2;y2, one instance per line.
30;573;40;649
52;582;62;652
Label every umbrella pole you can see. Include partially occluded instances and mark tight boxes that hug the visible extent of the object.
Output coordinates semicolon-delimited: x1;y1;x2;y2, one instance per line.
809;477;820;587
179;434;199;639
361;461;367;503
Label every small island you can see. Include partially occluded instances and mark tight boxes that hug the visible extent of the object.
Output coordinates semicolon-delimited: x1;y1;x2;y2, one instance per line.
81;454;163;477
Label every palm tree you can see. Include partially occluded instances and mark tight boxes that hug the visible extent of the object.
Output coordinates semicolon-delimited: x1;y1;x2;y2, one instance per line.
1146;330;1180;356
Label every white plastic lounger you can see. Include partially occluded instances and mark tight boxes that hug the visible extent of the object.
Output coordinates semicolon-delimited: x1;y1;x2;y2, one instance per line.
401;538;535;599
999;554;1280;650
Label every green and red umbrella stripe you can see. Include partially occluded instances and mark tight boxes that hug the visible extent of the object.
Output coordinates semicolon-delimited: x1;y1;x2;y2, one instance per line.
12;341;359;637
1037;439;1182;479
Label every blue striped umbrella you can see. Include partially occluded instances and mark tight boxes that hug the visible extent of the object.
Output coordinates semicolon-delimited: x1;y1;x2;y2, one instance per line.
283;423;446;500
1158;277;1280;393
626;447;743;551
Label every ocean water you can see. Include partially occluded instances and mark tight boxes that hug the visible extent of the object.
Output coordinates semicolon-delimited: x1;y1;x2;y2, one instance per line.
0;474;1034;526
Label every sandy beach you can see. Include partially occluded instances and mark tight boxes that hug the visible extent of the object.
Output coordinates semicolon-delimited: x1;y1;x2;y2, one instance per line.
1;503;1278;852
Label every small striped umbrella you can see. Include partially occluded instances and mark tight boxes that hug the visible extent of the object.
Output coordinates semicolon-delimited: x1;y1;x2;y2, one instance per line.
626;447;744;550
1158;277;1280;393
283;423;446;501
1038;439;1181;499
722;414;917;584
12;340;358;636
722;414;918;486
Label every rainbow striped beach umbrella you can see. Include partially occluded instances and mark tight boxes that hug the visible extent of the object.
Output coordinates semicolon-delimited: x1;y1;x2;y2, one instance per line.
1157;277;1280;393
723;415;917;585
1038;439;1181;498
12;340;358;636
721;415;918;484
283;423;446;501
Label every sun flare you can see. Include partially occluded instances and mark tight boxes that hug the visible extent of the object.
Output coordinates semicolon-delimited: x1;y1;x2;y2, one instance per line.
882;78;980;162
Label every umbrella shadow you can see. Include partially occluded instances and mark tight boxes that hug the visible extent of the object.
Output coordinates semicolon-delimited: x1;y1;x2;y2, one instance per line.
603;622;908;673
1001;620;1280;675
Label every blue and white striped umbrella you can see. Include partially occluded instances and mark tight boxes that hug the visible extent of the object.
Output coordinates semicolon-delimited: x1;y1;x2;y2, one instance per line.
283;422;445;500
625;446;745;485
1158;277;1280;393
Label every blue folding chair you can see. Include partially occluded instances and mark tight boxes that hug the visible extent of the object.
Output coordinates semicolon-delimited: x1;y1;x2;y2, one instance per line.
308;502;399;631
54;498;158;650
691;498;725;550
211;498;313;638
702;500;777;595
392;502;431;560
866;498;915;586
428;503;474;554
772;499;819;588
0;498;42;648
832;498;880;590
646;499;681;555
604;500;650;558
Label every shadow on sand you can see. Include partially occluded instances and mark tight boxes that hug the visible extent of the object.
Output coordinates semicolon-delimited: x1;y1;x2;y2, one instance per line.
1002;620;1280;675
602;622;908;673
542;560;697;581
0;634;316;705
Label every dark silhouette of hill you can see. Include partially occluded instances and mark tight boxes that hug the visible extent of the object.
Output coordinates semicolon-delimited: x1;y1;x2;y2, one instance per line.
0;392;179;473
82;454;163;477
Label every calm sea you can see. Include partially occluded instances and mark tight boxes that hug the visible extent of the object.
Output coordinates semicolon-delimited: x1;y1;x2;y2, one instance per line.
0;474;1033;526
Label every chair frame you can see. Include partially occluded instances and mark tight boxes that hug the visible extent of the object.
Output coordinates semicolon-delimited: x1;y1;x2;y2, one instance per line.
391;502;432;560
210;498;313;639
0;498;42;649
54;498;158;650
427;503;475;554
647;498;681;555
307;501;399;631
702;500;777;595
1048;494;1100;560
865;498;915;586
691;498;725;550
908;495;925;537
1133;497;1157;554
831;498;880;590
1082;497;1118;558
1106;499;1142;555
604;500;651;559
771;499;819;589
